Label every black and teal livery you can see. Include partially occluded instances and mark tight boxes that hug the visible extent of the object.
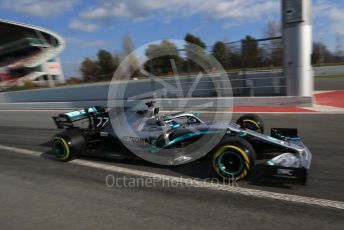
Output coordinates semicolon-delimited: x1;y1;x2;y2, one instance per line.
51;102;312;184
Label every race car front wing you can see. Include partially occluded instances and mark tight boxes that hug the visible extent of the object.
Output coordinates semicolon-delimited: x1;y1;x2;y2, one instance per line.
263;128;312;184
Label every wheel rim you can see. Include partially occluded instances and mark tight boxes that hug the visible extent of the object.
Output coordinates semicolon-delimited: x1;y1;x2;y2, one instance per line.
242;119;261;132
217;151;244;175
53;140;67;158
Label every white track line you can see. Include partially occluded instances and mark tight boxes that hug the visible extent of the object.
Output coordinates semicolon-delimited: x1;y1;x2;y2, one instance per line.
168;110;344;114
0;144;42;156
314;90;334;94
163;110;344;114
312;104;344;112
0;144;344;210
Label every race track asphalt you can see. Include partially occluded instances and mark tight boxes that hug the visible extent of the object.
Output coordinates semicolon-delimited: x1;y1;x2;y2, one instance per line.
0;110;343;230
315;77;344;90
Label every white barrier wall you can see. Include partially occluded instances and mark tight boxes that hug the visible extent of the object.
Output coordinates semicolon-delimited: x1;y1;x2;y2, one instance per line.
314;65;344;76
0;73;313;109
0;73;286;103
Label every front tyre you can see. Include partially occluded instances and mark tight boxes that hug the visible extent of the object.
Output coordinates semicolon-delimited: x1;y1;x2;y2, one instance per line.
51;129;86;161
212;138;255;181
236;114;264;133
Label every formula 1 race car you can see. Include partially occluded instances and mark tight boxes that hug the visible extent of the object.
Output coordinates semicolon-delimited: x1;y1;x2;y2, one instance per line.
51;102;312;184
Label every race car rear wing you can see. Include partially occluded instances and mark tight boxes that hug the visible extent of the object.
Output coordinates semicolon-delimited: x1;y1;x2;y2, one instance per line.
53;106;106;129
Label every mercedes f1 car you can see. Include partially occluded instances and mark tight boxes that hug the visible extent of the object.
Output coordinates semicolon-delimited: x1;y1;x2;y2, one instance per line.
51;102;312;184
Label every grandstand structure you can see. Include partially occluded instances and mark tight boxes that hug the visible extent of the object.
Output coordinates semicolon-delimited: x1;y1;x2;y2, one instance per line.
0;19;65;89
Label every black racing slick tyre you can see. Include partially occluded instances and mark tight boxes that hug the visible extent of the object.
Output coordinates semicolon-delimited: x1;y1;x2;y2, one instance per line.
212;137;255;181
236;114;264;133
51;129;86;161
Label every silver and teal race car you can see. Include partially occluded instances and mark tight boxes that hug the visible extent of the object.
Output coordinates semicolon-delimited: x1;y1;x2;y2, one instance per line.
51;101;312;184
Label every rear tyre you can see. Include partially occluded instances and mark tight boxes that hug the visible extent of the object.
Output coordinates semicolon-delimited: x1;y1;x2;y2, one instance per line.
51;129;86;161
236;114;264;133
212;137;255;181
